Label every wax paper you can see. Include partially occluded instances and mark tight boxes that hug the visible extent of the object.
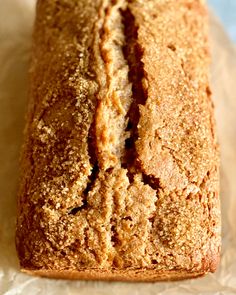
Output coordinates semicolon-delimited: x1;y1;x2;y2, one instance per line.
0;0;236;294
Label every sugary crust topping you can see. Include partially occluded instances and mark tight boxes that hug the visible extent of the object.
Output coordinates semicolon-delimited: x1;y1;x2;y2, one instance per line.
16;0;220;276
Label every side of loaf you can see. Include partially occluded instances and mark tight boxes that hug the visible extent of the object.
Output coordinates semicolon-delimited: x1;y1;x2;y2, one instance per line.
16;0;221;281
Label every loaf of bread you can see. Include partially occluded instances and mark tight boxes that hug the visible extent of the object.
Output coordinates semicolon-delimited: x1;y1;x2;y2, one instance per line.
16;0;221;281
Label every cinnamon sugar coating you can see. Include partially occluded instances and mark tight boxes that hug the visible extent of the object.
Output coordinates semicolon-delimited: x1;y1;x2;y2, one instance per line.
16;0;221;281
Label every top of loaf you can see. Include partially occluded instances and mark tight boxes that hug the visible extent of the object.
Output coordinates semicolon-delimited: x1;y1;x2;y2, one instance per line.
16;0;220;274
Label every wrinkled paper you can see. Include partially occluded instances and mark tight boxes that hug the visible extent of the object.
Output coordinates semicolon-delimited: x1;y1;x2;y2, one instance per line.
0;0;236;294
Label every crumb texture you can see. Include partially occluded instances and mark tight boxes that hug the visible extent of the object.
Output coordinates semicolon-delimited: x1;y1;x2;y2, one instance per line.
16;0;221;280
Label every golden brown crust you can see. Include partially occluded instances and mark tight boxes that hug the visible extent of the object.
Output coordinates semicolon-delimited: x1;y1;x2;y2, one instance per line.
22;268;206;281
16;0;221;281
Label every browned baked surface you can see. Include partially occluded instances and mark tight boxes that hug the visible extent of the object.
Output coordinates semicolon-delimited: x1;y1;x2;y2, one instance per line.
16;0;221;281
22;268;206;281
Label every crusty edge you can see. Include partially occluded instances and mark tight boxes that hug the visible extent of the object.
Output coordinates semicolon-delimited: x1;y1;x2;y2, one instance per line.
22;268;207;282
21;248;220;281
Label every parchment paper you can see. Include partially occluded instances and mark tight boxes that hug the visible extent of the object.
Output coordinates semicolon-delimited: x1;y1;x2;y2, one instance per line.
0;0;236;294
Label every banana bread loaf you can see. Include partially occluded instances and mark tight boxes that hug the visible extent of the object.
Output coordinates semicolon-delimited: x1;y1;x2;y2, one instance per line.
16;0;221;281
